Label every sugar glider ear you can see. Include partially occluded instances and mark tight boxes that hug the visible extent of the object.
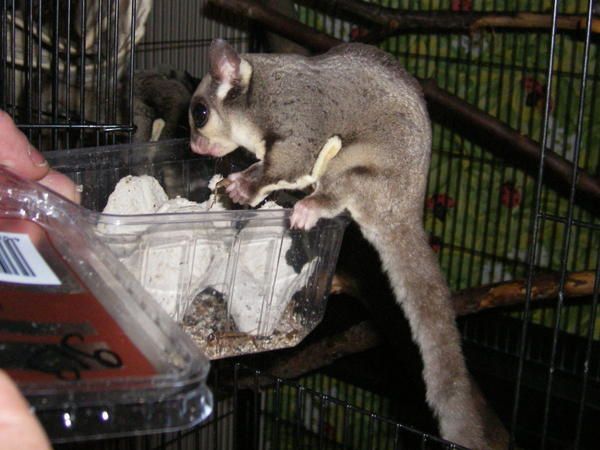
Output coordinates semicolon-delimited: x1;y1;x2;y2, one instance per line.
208;39;252;98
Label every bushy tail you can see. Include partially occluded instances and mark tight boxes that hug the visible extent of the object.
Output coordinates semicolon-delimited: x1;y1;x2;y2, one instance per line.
372;224;508;449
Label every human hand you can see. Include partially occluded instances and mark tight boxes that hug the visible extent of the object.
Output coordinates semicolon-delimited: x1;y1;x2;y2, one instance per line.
0;109;83;450
0;110;80;204
0;370;52;450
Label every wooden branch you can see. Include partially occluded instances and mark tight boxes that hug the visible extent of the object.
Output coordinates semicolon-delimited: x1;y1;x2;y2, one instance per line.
473;13;600;34
330;273;360;297
422;79;600;211
331;271;598;316
452;270;597;315
296;0;600;36
260;0;310;55
257;321;382;381
209;0;339;52
209;0;600;210
228;320;384;389
238;271;597;382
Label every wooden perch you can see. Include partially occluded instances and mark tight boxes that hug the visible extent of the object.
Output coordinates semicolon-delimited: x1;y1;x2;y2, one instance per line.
452;270;597;315
330;270;599;316
239;271;598;383
256;321;382;380
209;0;600;210
296;0;600;37
422;80;600;211
260;0;310;55
209;0;340;52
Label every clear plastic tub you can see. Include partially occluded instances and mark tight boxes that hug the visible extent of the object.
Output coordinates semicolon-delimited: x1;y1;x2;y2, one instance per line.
46;139;348;359
0;167;212;443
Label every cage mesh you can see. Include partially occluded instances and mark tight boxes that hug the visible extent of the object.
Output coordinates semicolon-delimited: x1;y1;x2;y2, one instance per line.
2;0;600;449
55;364;464;450
134;0;250;76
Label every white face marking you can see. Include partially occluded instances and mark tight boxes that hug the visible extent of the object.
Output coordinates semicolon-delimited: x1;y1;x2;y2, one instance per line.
239;59;252;86
216;81;232;100
230;116;267;160
190;75;238;155
192;61;264;158
190;104;238;155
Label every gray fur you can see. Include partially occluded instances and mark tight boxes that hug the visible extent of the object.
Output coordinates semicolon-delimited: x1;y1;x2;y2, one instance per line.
190;39;508;450
132;68;199;142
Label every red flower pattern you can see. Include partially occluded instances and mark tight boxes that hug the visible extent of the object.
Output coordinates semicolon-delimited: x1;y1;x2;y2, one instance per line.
522;76;554;111
349;26;369;41
500;182;522;209
451;0;473;12
426;193;456;221
429;235;443;253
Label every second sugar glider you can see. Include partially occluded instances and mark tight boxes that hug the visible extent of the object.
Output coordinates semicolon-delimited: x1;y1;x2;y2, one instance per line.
189;39;508;450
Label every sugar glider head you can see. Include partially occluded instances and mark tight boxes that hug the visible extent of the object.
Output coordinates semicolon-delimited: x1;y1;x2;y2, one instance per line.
189;39;256;158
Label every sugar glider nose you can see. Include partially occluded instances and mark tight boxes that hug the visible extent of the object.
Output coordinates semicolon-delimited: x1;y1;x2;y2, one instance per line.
191;100;209;129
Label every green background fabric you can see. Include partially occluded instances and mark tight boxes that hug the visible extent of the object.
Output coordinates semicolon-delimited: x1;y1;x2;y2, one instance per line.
298;0;599;338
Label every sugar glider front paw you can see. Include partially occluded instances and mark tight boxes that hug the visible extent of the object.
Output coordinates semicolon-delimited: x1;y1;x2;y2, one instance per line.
290;197;325;230
225;171;257;205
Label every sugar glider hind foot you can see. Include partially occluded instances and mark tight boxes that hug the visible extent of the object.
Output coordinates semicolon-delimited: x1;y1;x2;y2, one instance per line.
290;197;324;230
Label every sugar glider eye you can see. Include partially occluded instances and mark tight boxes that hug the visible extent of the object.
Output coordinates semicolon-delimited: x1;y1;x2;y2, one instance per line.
192;102;209;128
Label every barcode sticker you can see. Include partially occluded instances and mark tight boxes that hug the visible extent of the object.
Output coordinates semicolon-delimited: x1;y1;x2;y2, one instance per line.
0;232;61;285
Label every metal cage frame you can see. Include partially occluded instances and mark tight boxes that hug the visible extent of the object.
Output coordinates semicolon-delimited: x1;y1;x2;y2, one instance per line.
2;1;600;449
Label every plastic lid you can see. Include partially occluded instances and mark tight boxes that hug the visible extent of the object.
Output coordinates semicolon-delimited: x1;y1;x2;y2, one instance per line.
0;167;213;443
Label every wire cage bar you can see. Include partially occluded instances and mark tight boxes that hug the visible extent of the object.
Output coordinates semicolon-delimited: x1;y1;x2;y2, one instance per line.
2;0;600;449
55;363;466;450
1;0;138;149
511;1;598;447
296;3;600;447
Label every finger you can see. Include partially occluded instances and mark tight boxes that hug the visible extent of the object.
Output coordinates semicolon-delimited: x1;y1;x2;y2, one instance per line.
0;110;49;181
38;169;81;204
0;370;52;450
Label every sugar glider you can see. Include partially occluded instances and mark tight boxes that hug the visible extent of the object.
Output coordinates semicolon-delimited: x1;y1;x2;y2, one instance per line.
132;68;200;142
189;39;508;449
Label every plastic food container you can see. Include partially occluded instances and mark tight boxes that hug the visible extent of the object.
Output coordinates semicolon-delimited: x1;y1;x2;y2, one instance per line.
46;139;348;359
0;167;212;443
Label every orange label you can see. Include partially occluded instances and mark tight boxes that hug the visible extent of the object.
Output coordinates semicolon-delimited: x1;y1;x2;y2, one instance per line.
0;218;156;382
